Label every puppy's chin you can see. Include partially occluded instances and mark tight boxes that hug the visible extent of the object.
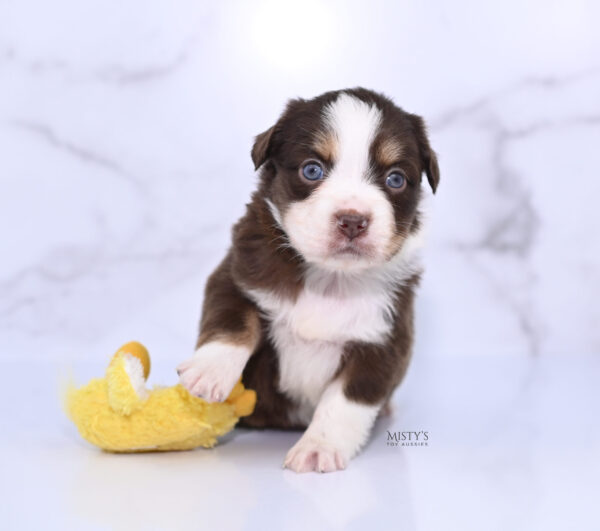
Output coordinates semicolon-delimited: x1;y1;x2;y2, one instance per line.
315;254;378;273
321;240;378;271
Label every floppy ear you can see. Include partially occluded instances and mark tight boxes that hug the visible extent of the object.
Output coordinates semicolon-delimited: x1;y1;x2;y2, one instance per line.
251;126;275;170
410;115;440;193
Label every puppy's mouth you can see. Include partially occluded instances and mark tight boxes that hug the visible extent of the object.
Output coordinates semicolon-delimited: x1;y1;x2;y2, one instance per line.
329;240;374;259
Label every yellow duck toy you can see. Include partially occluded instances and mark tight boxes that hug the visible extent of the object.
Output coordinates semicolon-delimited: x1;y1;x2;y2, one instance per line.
65;341;256;452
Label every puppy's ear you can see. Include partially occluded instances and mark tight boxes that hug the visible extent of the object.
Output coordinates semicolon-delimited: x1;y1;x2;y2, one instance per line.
251;98;305;170
410;114;440;193
251;126;275;170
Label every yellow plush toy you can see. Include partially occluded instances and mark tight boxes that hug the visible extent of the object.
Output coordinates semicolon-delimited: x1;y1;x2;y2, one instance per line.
65;341;256;452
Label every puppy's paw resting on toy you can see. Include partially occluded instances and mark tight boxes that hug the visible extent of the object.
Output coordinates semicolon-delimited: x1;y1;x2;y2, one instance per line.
176;341;252;403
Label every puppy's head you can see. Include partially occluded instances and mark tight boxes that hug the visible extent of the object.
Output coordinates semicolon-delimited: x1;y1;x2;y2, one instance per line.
252;88;439;272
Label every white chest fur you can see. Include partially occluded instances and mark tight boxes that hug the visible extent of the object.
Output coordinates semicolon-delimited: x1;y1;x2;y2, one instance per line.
254;274;397;345
246;235;423;422
249;282;380;424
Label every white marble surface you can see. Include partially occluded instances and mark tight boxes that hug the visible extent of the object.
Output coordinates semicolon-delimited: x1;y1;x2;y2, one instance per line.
1;354;599;530
1;1;599;529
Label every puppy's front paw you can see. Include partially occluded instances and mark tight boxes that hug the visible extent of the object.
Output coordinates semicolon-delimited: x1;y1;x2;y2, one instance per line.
284;436;347;473
176;341;251;402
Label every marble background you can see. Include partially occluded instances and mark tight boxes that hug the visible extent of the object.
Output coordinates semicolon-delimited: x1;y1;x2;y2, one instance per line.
1;0;599;363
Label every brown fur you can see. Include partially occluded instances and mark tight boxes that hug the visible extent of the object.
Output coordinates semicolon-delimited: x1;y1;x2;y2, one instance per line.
195;253;261;350
338;275;419;404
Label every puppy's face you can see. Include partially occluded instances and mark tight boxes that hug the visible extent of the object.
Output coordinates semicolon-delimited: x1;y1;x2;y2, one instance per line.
252;89;439;271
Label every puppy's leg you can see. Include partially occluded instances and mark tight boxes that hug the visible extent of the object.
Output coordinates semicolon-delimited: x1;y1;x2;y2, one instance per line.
283;378;380;473
177;255;260;402
284;338;411;473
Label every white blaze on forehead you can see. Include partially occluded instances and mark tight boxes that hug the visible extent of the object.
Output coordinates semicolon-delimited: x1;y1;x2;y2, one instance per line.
323;93;382;183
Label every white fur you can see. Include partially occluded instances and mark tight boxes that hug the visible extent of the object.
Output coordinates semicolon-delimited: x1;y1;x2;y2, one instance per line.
272;330;343;426
265;198;284;228
177;341;251;402
247;227;423;425
284;378;380;473
282;93;396;271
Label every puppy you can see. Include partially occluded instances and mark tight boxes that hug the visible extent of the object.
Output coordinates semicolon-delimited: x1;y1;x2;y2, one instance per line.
177;88;439;473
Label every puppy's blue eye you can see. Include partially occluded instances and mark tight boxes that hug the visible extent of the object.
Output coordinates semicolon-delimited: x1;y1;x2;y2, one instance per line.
301;162;324;181
386;172;406;189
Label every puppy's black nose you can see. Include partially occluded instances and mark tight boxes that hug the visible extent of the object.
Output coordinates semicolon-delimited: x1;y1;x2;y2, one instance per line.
336;211;370;240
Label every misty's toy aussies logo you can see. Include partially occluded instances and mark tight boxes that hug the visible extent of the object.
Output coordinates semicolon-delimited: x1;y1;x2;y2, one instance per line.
386;430;429;447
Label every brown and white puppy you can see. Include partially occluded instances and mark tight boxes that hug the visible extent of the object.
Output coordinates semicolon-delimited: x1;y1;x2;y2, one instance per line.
177;88;439;473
